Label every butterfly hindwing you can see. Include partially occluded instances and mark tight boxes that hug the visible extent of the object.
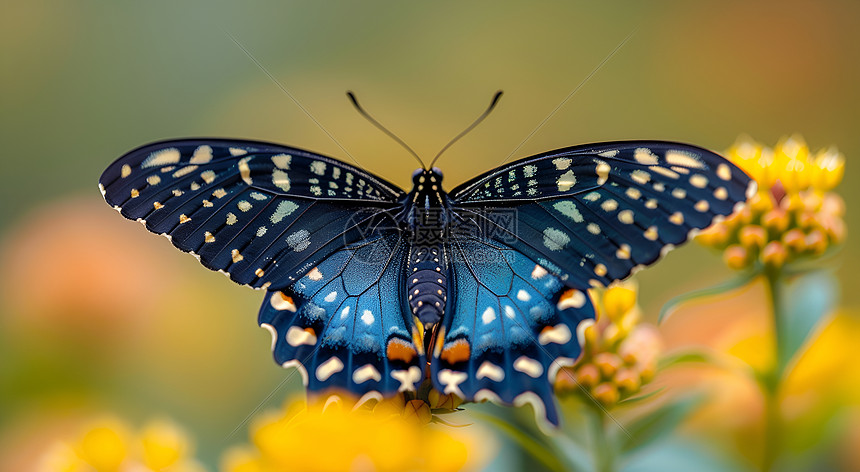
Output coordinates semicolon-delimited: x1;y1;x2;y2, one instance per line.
431;232;595;426
99;139;404;290
258;232;425;399
450;141;755;286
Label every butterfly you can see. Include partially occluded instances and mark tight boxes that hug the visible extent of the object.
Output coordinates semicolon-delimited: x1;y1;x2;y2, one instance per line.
99;98;753;428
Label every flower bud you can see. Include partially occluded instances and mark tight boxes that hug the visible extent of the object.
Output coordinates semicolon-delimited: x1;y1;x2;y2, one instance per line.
820;193;845;217
723;245;750;270
602;285;637;322
761;209;789;233
739;225;768;249
781;229;807;252
592;383;620;407
576;364;602;388
594;352;623;378
810;147;845;191
805;230;828;255
614;368;641;394
696;224;731;248
761;241;788;268
428;390;462;410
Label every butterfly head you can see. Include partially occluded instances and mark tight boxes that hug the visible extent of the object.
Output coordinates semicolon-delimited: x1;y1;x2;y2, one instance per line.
411;167;444;186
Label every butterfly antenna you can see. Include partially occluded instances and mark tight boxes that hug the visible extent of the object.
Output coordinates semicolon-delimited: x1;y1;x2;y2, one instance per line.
347;91;426;169
429;90;503;168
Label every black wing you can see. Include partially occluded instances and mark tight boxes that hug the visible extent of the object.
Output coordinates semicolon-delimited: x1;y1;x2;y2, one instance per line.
99;139;405;290
450;141;755;288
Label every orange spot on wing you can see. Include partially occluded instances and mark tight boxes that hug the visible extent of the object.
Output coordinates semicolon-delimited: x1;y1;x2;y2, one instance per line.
440;339;471;364
387;338;417;363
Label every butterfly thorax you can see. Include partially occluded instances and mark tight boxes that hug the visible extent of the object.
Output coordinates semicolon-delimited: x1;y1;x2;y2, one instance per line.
400;168;452;329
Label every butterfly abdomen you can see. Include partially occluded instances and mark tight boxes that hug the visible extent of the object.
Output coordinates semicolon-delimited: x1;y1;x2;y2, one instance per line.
407;244;447;327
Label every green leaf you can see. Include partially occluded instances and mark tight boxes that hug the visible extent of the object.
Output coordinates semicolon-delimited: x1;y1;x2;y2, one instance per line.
780;270;838;371
471;411;574;472
657;350;714;370
617;388;665;406
658;271;759;324
619;395;703;454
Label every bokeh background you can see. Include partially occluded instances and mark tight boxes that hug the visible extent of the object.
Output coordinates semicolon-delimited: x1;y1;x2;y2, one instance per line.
2;1;858;470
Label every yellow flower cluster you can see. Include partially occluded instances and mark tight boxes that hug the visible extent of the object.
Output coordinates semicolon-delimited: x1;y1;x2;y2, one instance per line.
222;394;473;472
697;135;846;269
555;284;662;407
38;417;203;472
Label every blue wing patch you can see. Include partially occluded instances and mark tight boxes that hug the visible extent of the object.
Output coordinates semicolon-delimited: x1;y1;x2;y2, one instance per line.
258;233;425;402
430;233;595;427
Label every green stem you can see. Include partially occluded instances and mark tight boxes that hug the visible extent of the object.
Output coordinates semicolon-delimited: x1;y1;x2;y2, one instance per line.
589;405;614;472
761;268;784;472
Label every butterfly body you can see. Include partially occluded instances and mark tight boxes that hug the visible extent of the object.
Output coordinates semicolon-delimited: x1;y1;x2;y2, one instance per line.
100;138;753;427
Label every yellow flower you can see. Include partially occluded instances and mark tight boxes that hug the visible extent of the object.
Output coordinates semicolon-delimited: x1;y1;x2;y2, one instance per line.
37;416;204;472
222;394;482;472
697;135;846;269
555;282;662;407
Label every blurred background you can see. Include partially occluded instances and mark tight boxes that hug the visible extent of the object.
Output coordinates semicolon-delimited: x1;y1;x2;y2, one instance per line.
1;1;858;470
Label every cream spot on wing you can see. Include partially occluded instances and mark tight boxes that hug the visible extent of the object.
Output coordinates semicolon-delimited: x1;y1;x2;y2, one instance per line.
271;154;291;169
669;212;685;225
152;201;163;210
631;169;650;185
476;361;505;381
256;226;267;237
553;157;572;170
255;268;265;277
237;200;252;212
307;267;323;281
598;149;618;158
200;170;216;184
557;289;586;309
392;366;422;392
649;166;680;179
523;165;537;177
517;289;531;302
142;148;181;168
626;187;642;200
717;163;732;181
595;263;608;277
179;214;191;224
202;199;213;207
583;191;601;202
556;170;577;191
618;209;634;224
695;200;710;212
226;213;238;225
616;244;632;259
361;310;375;325
272;169;291;192
270;292;297;312
286;326;317;347
146;175;161;186
250;192;268;200
553;201;583;223
212;188;227;198
666;149;705;168
601;199;618;212
513;356;544;378
315;357;344;381
121;164;131;178
438;369;468;396
672;188;687;199
645;199;658;209
228;147;247;156
353;364;382;384
634;147;659;165
587;223;601;235
690;174;708;188
231;249;243;263
644;226;659;240
595;159;611;185
539;324;572;345
286;229;311;252
238;157;252;185
324;291;337;303
172;165;198;178
270;200;299;224
482;307;496;325
531;265;548;279
310;161;326;176
204;232;215;243
189;145;212;164
542;227;570;251
714;187;728;200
